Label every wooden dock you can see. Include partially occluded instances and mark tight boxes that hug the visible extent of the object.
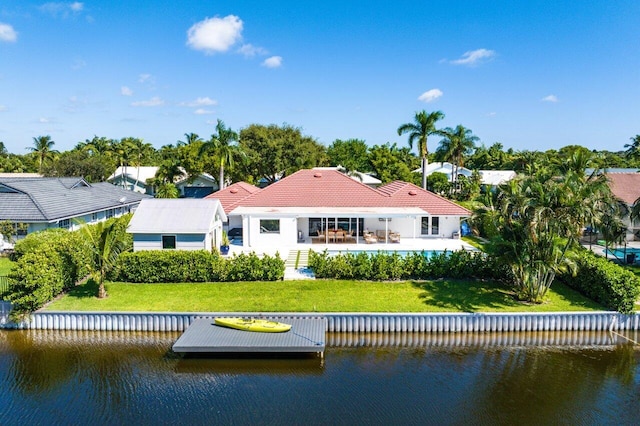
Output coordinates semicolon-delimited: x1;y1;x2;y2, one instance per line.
172;317;326;355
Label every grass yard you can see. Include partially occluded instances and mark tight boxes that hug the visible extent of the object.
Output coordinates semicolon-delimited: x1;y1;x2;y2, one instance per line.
0;257;14;275
46;278;605;313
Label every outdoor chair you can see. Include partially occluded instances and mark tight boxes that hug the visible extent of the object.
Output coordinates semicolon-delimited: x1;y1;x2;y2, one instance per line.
364;231;377;244
376;230;386;242
389;232;400;243
335;230;345;243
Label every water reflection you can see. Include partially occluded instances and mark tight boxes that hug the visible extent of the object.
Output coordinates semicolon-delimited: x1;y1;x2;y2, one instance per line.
0;329;638;425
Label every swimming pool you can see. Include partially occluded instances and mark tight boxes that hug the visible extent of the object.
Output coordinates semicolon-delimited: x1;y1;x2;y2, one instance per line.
325;249;445;258
604;248;640;262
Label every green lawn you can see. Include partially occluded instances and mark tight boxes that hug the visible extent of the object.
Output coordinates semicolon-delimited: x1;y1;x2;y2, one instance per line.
46;278;605;313
0;257;13;275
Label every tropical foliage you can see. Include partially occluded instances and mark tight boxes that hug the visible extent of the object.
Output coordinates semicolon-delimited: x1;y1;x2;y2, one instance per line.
473;152;613;302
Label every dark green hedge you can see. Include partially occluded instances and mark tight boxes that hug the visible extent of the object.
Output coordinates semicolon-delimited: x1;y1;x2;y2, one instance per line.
5;228;93;317
114;250;285;283
309;249;510;282
559;251;640;314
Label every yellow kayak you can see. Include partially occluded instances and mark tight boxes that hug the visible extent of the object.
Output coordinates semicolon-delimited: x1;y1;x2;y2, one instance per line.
214;317;292;333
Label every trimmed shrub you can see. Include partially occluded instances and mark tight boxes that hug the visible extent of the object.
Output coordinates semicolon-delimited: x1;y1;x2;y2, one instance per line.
559;251;640;314
114;250;285;283
115;250;216;283
309;249;505;282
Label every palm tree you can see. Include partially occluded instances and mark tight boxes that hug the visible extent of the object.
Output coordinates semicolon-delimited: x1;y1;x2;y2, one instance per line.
126;138;154;190
624;134;640;162
28;135;58;173
80;215;132;298
199;119;239;190
435;125;479;187
177;132;202;147
0;141;7;156
397;110;445;190
476;152;612;302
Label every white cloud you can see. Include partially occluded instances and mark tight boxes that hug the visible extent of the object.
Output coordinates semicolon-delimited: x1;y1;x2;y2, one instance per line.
238;43;267;57
187;15;243;54
0;23;17;42
39;117;51;123
180;96;217;107
138;73;153;83
39;2;85;18
121;86;133;96
131;97;164;107
487;112;497;117
418;88;443;103
542;94;558;103
194;108;215;115
262;56;282;68
450;48;496;66
0;105;7;112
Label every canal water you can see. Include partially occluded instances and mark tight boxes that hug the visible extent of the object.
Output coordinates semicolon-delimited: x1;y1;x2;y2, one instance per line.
0;329;638;425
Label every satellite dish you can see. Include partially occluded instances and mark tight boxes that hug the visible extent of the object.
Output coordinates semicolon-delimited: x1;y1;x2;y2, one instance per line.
119;197;127;203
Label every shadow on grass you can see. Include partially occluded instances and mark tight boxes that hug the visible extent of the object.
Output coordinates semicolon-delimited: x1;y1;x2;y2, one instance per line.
412;279;519;312
65;279;99;299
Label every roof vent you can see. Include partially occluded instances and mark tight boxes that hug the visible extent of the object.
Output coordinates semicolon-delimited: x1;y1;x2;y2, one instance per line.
230;188;238;194
314;172;322;178
408;190;417;196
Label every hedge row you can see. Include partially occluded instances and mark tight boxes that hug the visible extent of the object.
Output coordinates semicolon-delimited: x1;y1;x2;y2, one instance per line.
309;249;511;282
5;229;93;317
559;250;640;314
114;250;285;283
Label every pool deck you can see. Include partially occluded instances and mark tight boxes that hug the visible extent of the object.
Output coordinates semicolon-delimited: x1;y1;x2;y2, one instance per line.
227;236;475;258
172;317;326;355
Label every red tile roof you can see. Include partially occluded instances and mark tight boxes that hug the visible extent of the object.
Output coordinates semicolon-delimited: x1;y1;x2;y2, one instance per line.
606;173;640;205
224;169;470;216
377;181;471;215
206;181;260;212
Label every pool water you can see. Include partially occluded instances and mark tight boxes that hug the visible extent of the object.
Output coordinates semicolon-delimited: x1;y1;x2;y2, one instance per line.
325;249;445;258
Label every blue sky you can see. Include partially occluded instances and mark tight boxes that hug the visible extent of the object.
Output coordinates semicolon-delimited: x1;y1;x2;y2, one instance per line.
0;1;639;154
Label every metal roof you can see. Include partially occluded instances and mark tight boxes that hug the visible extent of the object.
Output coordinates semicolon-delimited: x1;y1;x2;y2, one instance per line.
127;198;227;234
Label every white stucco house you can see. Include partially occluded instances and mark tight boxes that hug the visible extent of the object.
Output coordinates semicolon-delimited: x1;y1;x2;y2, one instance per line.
127;198;227;251
415;162;516;186
208;169;470;249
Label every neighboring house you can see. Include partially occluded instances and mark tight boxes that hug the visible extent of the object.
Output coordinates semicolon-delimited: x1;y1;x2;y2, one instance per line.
127;198;227;251
108;166;218;198
414;162;516;186
0;176;149;248
312;166;382;188
108;166;159;194
220;169;470;248
605;173;640;241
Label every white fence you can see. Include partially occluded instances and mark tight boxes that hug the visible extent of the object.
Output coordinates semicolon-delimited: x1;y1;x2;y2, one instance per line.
0;306;638;333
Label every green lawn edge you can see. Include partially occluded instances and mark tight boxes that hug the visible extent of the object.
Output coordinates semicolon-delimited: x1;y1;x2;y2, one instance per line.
45;278;605;313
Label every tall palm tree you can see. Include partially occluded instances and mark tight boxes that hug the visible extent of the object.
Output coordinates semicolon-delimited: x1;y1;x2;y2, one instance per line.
199;119;239;190
127;138;154;190
28;135;58;173
435;124;479;186
397;110;445;190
